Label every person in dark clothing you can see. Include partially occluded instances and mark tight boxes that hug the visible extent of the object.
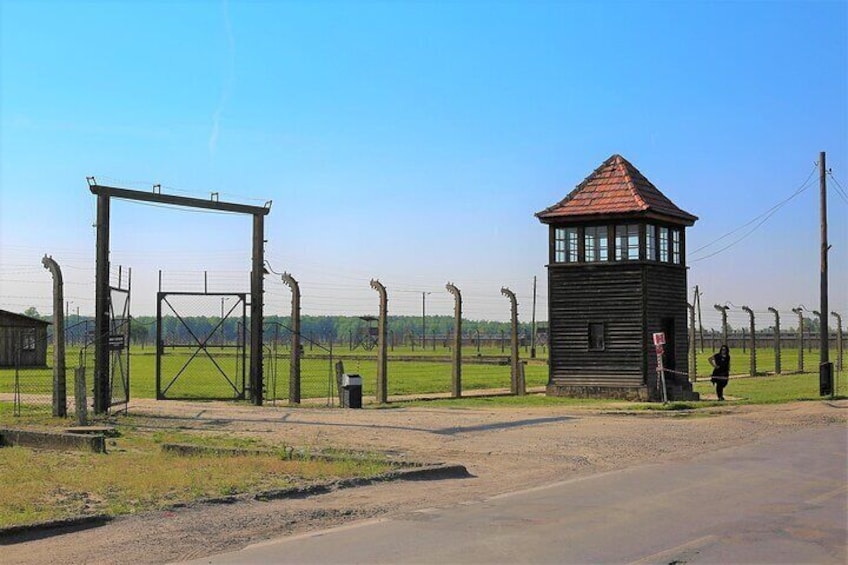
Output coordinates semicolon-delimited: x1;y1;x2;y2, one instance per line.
710;344;731;400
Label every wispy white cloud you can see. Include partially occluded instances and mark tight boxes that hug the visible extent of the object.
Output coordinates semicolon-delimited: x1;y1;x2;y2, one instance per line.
209;0;235;155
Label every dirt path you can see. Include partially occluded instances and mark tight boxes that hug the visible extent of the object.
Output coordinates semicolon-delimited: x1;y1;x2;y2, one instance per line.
3;399;846;564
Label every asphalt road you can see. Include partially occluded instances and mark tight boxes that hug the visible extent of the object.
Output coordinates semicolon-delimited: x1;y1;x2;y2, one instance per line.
191;424;847;564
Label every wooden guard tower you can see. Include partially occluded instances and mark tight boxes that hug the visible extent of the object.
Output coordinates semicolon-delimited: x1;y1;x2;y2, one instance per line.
536;154;698;401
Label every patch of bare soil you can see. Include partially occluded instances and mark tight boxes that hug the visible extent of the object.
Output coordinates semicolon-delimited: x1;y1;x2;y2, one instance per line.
3;399;846;564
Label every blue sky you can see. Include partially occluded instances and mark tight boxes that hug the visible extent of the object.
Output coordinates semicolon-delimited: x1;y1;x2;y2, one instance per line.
1;0;846;326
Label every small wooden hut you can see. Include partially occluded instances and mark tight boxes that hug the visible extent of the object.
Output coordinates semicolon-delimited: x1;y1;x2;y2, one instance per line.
536;155;698;401
0;310;50;367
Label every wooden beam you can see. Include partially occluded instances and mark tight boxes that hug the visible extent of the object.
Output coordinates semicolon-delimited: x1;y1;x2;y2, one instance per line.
89;184;270;216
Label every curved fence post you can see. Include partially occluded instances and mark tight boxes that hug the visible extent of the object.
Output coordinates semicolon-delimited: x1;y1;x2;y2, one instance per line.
446;282;462;398
714;304;729;346
501;287;523;395
742;306;756;376
370;279;388;404
768;307;781;374
791;307;804;373
281;272;301;404
42;255;67;417
831;312;843;372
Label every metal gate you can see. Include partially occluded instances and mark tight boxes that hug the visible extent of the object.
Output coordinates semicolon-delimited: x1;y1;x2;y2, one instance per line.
156;292;247;400
108;285;131;412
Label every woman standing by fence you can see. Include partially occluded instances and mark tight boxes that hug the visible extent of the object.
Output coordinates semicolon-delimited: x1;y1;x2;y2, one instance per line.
710;344;731;401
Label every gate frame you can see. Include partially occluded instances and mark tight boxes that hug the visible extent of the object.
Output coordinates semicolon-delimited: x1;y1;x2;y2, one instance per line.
156;291;247;401
108;275;131;412
89;179;271;413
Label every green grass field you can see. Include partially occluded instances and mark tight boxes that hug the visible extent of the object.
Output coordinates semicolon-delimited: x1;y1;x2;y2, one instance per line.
2;344;843;410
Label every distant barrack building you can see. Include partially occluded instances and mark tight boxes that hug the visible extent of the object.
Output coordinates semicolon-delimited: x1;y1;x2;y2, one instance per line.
0;309;50;367
537;154;698;401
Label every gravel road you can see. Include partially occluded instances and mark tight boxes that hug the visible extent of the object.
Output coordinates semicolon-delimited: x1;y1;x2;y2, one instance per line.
3;398;846;564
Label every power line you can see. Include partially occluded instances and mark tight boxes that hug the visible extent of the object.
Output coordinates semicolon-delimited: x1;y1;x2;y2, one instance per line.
827;171;848;204
689;164;818;263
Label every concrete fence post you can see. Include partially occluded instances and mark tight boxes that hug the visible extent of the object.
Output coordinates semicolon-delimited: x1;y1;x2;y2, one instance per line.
446;283;462;398
370;279;388;404
742;306;756;376
42;255;67;417
714;304;729;346
281;272;301;404
792;307;804;373
501;287;524;395
768;307;781;374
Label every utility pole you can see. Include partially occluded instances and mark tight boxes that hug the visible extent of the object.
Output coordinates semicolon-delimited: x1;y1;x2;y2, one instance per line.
530;276;537;358
694;285;704;352
819;151;832;396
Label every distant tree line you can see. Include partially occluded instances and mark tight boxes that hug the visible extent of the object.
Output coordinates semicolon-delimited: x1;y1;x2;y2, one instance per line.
128;314;541;347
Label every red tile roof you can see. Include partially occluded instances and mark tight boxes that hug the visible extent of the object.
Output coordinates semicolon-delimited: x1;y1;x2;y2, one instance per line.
536;154;698;224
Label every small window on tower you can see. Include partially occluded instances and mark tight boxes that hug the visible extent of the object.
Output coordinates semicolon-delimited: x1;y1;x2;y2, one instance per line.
21;329;36;351
588;323;605;351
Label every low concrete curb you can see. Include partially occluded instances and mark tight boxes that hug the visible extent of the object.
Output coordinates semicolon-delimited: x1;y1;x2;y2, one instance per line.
252;463;472;502
0;428;106;453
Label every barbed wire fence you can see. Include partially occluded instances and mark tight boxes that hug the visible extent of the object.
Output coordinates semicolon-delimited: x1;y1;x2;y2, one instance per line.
2;260;845;415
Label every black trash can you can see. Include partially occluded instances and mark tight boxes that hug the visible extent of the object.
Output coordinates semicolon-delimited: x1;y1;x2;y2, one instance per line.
820;362;833;396
341;374;362;408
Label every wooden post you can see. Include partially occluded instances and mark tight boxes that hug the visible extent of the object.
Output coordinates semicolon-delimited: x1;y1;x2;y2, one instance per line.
768;307;781;374
446;283;462;398
695;285;705;353
281;273;301;404
370;279;388;404
530;275;537;358
74;366;87;425
687;303;696;382
820;151;830;369
334;360;345;406
93;192;110;414
501;287;523;395
249;213;264;405
42;255;67;417
831;312;843;372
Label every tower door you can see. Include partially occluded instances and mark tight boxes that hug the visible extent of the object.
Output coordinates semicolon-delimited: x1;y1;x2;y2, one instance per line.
661;317;676;371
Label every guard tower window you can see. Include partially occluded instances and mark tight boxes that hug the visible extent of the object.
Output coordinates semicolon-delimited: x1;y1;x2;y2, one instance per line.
585;226;608;262
615;224;639;261
588;322;605;351
554;227;579;263
659;227;670;262
646;224;657;261
671;229;681;264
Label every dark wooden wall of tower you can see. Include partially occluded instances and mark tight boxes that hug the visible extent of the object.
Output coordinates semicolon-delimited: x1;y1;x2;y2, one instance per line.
643;263;689;395
548;263;645;389
546;236;691;401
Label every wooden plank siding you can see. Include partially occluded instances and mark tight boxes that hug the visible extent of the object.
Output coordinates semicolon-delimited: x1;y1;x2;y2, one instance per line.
548;263;646;388
644;264;690;389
